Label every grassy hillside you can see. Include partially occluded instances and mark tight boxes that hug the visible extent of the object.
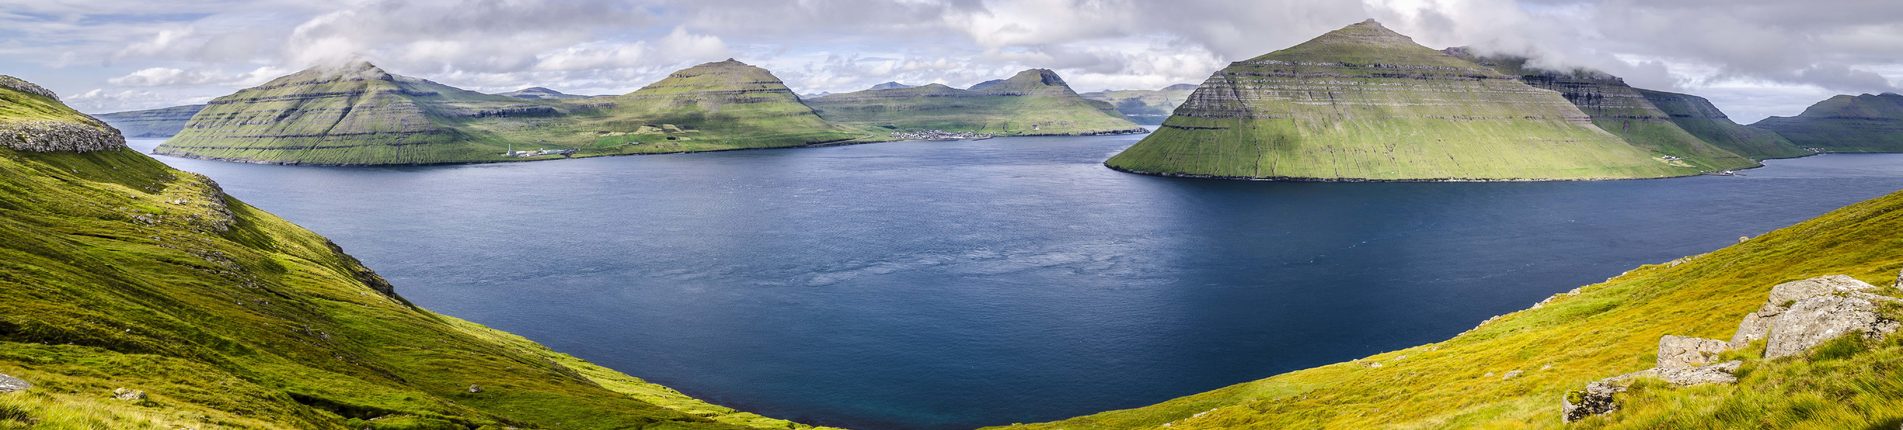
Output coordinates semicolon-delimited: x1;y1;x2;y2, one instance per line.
1753;93;1903;153
0;78;826;429
95;104;206;138
1107;20;1693;181
156;60;872;165
1448;50;1758;171
808;70;1144;136
1638;89;1812;160
1080;84;1196;125
1003;187;1903;428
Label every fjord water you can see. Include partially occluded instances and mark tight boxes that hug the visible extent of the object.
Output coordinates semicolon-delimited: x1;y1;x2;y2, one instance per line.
132;137;1903;429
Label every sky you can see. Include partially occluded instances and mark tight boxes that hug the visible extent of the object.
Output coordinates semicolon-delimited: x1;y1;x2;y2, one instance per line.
1;0;1898;123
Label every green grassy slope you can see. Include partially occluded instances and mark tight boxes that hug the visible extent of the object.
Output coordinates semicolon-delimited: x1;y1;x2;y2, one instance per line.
96;104;206;138
156;60;872;165
1002;188;1903;429
1637;89;1812;160
1107;20;1692;181
1447;50;1758;171
0;80;827;429
1752;93;1903;153
807;70;1144;136
1080;84;1196;125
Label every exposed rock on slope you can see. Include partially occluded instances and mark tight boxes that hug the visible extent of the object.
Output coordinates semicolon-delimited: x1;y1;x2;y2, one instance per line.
1752;93;1903;152
1081;84;1197;125
0;74;124;152
1636;89;1810;160
1447;49;1757;170
808;69;1143;136
96;104;206;138
1107;20;1690;181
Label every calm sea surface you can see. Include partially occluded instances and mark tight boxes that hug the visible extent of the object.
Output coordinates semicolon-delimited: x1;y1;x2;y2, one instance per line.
131;136;1903;429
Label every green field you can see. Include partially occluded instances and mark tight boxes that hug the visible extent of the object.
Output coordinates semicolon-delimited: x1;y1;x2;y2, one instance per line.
1004;181;1903;429
1752;93;1903;153
807;69;1143;136
1;79;826;429
1107;21;1701;181
156;60;875;165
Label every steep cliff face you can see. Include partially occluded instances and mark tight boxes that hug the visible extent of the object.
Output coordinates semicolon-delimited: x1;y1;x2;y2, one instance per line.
0;75;124;152
1752;93;1903;153
1637;89;1811;160
808;69;1143;136
1108;20;1689;181
0;75;826;429
96;104;206;138
1082;84;1197;125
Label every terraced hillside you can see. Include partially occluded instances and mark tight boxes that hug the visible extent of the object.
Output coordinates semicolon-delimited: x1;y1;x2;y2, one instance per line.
1006;177;1903;429
156;60;871;165
0;75;826;429
1108;20;1691;181
1448;50;1758;170
808;69;1144;136
1081;84;1197;125
1637;89;1811;160
96;104;205;138
1753;93;1903;153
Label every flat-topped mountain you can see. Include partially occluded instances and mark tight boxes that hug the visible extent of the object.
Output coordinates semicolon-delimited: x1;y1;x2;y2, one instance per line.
155;60;868;165
868;81;914;91
1081;84;1198;125
1752;92;1903;152
1108;20;1691;181
1638;89;1811;160
496;86;590;100
1447;49;1759;169
808;69;1143;136
0;75;824;429
96;104;206;138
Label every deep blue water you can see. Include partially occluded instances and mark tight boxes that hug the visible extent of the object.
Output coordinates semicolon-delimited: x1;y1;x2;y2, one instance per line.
131;136;1903;429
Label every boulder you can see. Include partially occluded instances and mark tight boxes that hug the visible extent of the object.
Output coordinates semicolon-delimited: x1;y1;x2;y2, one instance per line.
0;373;28;393
1763;290;1900;358
1562;380;1627;422
111;387;146;401
1656;335;1729;369
1732;275;1883;348
1655;360;1742;386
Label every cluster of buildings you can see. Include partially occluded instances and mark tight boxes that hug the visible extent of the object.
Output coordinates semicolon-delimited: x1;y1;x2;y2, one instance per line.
891;130;995;141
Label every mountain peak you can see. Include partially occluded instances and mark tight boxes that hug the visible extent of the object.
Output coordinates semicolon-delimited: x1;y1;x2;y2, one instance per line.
287;61;393;84
1317;18;1414;45
969;69;1071;94
869;81;913;91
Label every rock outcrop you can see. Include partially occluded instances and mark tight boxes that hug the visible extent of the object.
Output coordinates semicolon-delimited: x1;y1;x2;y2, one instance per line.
1752;93;1903;153
1564;275;1901;422
0;75;58;100
0;373;27;393
808;69;1143;136
95;104;206;138
1107;20;1693;181
0;75;127;152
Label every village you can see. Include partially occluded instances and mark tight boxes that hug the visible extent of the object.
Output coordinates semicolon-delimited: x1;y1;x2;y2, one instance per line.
891;129;995;141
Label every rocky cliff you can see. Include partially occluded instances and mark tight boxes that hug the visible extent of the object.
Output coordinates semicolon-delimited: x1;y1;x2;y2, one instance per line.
96;104;206;138
1446;49;1758;170
808;69;1143;136
1752;93;1903;153
1635;89;1811;160
0;75;124;152
1081;84;1197;125
1106;20;1691;181
0;74;827;429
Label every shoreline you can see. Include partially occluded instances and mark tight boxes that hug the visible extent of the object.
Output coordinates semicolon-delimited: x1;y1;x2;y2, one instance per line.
1100;160;1792;183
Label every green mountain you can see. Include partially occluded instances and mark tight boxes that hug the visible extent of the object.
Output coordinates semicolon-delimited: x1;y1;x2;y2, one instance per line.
495;87;591;100
807;69;1144;136
1006;183;1903;428
1446;49;1759;170
1108;20;1692;181
1752;93;1903;153
1637;89;1812;160
1081;84;1197;125
0;75;825;429
155;60;869;165
96;104;206;138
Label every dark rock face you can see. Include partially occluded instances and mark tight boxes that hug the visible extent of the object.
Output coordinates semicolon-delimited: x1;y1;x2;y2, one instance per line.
96;104;206;138
1562;380;1625;422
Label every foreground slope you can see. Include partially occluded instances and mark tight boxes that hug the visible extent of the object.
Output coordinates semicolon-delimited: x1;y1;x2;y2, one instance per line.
1006;187;1903;428
808;70;1143;136
95;104;206;138
1108;20;1689;181
1447;50;1758;170
156;60;869;165
1638;89;1811;160
0;75;822;429
1753;93;1903;153
1081;84;1197;125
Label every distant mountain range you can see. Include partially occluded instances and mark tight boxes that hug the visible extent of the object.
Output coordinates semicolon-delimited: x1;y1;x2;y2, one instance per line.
494;86;593;100
1080;84;1197;125
807;69;1143;136
1752;92;1903;153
